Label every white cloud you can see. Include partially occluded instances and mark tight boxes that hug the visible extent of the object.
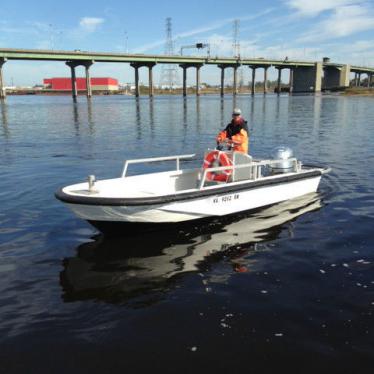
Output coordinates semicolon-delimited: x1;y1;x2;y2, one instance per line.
285;0;363;17
205;34;258;57
67;17;105;42
298;4;374;42
133;39;165;54
344;40;373;52
319;40;374;65
262;45;322;61
79;17;104;32
176;9;275;39
203;33;323;61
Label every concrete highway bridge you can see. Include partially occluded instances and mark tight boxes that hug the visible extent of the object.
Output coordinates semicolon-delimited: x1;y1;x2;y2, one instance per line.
0;48;373;99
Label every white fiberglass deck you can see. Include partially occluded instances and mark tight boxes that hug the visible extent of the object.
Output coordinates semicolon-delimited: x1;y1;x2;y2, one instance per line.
64;169;201;199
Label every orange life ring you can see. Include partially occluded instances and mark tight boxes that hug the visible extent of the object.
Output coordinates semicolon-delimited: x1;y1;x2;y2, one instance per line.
203;151;233;182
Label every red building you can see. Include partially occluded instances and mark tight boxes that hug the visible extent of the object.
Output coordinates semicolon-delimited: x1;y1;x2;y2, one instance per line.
43;77;118;91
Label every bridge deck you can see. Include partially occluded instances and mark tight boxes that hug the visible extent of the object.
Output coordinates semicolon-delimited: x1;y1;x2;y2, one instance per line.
0;48;324;68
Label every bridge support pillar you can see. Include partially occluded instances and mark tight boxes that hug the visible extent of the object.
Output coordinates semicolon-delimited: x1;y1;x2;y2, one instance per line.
82;61;94;98
66;60;94;100
357;73;361;87
85;65;92;98
276;67;282;94
135;67;139;97
148;64;155;97
289;68;294;94
251;67;256;95
233;66;238;96
71;66;78;100
263;67;268;94
0;58;7;100
220;66;225;97
130;64;140;97
367;73;371;88
179;63;203;96
66;61;80;101
323;64;350;90
131;62;156;97
339;65;351;87
196;65;201;96
218;64;239;96
292;62;322;93
181;66;187;97
323;66;340;90
339;64;350;88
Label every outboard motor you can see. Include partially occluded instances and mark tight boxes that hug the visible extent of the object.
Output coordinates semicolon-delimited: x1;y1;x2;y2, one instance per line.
270;146;295;174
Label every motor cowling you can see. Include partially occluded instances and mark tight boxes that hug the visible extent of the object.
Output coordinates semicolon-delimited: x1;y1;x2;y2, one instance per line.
270;146;294;174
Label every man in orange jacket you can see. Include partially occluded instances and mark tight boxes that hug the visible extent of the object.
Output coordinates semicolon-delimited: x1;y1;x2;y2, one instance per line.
216;108;249;153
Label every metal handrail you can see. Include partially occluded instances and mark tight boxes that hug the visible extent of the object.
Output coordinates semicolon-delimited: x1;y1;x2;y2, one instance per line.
121;154;195;178
199;158;299;189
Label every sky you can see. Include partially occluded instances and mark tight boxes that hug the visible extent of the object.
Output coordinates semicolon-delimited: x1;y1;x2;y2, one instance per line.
1;0;374;86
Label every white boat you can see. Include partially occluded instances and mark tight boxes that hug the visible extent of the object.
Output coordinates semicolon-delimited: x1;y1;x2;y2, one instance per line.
55;148;330;234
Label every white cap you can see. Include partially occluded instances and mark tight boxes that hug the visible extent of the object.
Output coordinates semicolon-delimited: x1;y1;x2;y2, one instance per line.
232;108;241;115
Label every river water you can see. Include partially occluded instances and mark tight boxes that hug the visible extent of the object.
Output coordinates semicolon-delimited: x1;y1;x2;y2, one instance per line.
0;94;373;373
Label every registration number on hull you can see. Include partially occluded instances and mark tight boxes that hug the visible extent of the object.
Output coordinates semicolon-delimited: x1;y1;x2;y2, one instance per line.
212;193;240;204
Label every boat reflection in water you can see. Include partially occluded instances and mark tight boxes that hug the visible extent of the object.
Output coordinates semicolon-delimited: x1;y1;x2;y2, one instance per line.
60;193;323;304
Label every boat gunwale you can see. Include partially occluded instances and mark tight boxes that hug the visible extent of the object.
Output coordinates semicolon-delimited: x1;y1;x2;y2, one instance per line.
55;168;323;207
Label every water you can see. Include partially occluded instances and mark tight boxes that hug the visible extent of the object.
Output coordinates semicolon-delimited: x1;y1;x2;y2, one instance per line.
0;94;373;373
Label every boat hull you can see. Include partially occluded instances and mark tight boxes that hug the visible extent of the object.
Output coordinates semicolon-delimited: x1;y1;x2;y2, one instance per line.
62;174;321;230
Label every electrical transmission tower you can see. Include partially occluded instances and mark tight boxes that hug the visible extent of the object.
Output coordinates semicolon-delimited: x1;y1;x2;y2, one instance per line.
159;17;179;90
232;19;244;90
233;19;240;58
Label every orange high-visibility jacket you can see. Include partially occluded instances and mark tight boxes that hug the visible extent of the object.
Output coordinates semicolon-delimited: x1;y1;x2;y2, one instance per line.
216;121;249;154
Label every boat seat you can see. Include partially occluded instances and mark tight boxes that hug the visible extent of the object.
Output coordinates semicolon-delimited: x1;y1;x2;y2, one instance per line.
232;153;253;182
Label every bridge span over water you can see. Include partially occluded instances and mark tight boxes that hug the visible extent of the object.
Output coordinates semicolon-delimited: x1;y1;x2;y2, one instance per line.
0;48;373;99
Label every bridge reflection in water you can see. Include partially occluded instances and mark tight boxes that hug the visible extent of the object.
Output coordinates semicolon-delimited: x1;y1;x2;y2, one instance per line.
60;193;323;305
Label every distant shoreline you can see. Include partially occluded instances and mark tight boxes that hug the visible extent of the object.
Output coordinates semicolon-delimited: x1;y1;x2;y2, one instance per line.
342;87;374;96
4;87;374;96
3;85;285;96
5;90;131;96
